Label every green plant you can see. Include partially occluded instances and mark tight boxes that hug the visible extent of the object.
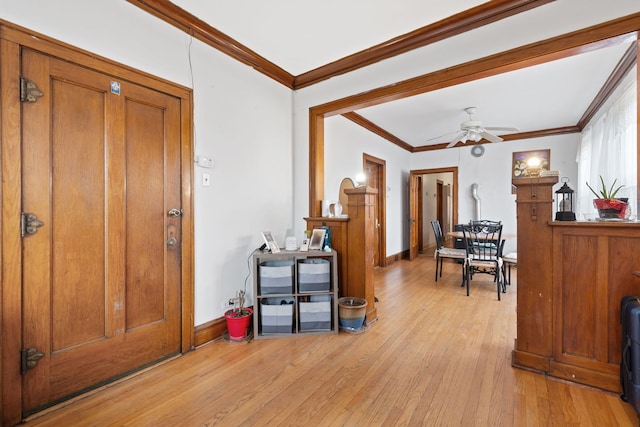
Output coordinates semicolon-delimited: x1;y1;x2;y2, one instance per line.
226;290;251;318
586;175;624;200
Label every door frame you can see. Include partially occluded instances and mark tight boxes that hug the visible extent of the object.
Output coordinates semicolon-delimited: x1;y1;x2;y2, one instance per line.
362;153;387;267
1;21;194;426
409;167;459;258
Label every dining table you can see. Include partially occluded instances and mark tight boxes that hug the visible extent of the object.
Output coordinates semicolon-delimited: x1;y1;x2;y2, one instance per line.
447;231;516;240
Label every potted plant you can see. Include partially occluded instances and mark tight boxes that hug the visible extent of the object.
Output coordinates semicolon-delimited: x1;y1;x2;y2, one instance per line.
586;176;629;219
224;290;253;341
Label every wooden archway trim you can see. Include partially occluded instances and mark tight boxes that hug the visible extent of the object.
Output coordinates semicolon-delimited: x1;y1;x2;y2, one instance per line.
309;14;640;217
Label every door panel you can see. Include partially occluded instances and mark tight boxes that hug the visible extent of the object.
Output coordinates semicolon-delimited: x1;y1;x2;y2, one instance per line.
363;155;386;266
409;174;419;260
21;49;181;413
364;158;380;266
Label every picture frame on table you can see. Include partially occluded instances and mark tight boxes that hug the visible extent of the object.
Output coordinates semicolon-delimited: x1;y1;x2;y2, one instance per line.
308;229;326;250
261;231;280;253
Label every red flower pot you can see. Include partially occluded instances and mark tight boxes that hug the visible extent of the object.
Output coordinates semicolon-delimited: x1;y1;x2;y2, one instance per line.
224;308;253;341
593;198;629;219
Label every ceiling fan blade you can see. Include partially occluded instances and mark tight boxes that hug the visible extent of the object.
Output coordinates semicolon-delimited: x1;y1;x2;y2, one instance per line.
446;132;467;148
480;131;503;144
484;126;519;132
426;130;458;142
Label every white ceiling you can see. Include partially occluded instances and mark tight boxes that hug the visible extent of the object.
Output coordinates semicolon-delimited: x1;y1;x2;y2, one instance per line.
169;0;639;149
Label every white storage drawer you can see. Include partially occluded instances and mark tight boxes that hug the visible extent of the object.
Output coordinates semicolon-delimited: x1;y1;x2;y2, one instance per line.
260;298;294;334
299;298;331;331
298;259;331;292
259;260;294;294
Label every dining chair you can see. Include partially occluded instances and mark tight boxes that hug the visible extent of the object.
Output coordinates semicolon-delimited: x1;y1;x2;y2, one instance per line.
431;220;466;282
461;223;505;300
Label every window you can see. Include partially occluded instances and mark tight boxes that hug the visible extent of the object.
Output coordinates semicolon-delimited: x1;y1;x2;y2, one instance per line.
577;77;637;218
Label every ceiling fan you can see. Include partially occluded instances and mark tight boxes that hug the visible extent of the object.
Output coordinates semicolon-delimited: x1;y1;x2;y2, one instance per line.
429;107;519;148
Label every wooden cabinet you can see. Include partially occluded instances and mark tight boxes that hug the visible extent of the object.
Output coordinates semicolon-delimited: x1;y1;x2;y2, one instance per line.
252;249;338;339
512;176;640;392
549;222;640;391
306;186;378;323
511;176;557;371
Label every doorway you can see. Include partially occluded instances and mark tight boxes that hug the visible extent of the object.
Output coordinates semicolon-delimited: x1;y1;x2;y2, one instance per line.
363;153;387;267
409;167;458;258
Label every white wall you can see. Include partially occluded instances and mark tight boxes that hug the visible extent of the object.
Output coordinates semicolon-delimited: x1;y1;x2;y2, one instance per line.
411;135;580;254
324;116;412;255
2;0;294;325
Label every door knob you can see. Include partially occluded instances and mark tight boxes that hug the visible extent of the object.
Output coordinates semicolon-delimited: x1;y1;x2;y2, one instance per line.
168;208;182;217
167;237;177;246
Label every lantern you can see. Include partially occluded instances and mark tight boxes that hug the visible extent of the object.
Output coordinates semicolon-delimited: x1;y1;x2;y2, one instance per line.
555;178;576;221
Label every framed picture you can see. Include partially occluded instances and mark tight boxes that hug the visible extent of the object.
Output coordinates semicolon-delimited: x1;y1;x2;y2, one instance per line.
308;229;326;250
512;149;550;178
261;232;280;253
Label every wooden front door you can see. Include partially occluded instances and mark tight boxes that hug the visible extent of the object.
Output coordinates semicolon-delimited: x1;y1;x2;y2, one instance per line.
21;48;182;414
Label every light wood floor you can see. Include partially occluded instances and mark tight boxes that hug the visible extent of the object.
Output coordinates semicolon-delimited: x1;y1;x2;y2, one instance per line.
25;254;638;426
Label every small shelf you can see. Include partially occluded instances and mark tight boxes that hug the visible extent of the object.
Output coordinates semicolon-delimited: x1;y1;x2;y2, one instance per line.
253;249;338;339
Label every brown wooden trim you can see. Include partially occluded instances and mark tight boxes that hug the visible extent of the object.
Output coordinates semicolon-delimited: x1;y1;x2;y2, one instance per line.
194;318;227;347
412;127;581;151
410;168;459;228
578;42;637;129
309;110;325;217
126;0;550;90
550;360;620;393
312;17;640;117
1;37;25;427
295;0;555;88
512;349;551;373
180;92;196;353
384;251;407;265
126;0;295;88
343;112;414;152
363;153;387;267
500;126;581;141
309;14;640;211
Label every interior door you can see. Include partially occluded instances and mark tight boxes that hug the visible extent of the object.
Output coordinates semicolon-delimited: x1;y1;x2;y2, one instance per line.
364;158;381;266
409;173;420;260
21;49;182;414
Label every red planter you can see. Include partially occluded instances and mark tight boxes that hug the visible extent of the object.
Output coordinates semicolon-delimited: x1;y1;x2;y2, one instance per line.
593;198;629;219
224;308;253;341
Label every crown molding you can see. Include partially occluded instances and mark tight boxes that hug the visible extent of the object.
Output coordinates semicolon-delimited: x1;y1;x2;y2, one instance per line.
126;0;295;87
295;0;554;89
127;0;553;89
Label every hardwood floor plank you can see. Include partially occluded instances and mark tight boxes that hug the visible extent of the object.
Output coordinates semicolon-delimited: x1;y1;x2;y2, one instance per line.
23;256;637;426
